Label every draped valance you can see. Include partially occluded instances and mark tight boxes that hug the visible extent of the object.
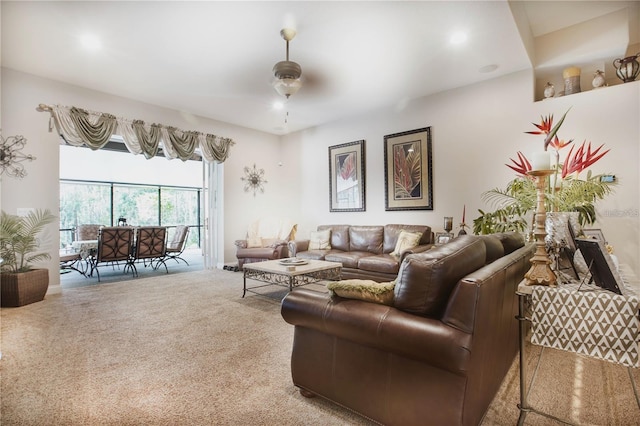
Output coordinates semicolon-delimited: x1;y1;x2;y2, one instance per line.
37;104;235;163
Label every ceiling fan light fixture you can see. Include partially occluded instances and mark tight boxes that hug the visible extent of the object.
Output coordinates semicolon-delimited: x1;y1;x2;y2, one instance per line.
273;77;302;98
272;28;302;98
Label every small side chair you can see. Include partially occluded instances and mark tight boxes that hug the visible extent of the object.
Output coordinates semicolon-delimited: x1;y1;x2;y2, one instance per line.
164;225;190;266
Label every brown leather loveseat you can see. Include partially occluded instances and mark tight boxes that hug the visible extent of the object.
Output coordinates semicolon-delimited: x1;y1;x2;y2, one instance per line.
281;233;533;426
288;224;434;282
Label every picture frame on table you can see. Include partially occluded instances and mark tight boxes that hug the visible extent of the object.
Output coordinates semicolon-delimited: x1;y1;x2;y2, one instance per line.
575;238;623;295
582;228;606;243
435;232;454;245
329;140;366;212
383;127;433;211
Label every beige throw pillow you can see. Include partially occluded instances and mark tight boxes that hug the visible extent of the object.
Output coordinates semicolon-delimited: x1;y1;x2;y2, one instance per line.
391;230;423;257
327;279;396;306
247;236;263;248
309;229;331;250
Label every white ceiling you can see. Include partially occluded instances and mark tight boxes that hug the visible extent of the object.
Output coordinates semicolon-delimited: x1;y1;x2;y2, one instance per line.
2;1;638;136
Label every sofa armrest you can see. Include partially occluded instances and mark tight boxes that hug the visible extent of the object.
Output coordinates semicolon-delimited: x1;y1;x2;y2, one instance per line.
281;289;472;374
288;240;310;256
401;243;434;258
235;239;248;249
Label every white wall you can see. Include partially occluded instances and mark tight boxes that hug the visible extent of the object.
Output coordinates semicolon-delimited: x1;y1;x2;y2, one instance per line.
0;68;291;285
3;67;638;286
282;70;640;275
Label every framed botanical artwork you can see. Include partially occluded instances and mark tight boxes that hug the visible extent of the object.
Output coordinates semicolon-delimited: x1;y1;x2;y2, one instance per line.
384;127;433;211
329;140;366;212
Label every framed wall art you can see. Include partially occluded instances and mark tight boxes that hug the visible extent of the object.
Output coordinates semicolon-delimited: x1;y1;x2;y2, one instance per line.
383;127;433;211
329;140;366;212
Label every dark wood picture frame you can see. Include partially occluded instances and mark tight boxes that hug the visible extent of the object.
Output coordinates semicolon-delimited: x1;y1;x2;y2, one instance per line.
383;127;433;211
329;140;366;212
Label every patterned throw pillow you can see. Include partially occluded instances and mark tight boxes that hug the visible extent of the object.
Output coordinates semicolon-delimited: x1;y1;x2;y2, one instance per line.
309;229;331;250
327;279;396;305
390;230;423;257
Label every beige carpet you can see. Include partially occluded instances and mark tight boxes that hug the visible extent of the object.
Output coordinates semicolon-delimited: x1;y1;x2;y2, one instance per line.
1;269;639;425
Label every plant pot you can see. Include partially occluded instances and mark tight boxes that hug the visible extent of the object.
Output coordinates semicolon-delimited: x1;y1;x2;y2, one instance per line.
1;268;49;307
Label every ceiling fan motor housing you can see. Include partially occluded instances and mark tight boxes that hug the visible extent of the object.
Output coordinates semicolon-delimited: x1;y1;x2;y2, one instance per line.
273;60;302;80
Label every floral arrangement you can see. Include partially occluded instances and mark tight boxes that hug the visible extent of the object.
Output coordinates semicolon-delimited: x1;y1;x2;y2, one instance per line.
506;109;609;186
474;109;615;234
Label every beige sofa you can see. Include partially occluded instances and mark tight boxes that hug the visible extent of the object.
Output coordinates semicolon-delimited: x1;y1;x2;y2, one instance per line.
288;224;434;282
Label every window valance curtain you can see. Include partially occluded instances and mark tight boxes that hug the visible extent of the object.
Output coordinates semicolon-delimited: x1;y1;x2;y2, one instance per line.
38;104;235;163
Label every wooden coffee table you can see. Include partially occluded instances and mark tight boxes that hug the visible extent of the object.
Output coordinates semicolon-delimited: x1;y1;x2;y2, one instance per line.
242;258;342;297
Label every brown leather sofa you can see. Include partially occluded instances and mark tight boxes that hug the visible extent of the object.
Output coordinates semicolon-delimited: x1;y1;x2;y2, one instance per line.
281;233;534;426
288;224;434;281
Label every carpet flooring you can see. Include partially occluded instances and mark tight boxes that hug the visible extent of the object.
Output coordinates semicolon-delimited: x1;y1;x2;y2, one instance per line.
1;268;639;425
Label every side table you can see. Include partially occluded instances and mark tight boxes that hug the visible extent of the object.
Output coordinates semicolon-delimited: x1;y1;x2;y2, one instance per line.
516;266;640;425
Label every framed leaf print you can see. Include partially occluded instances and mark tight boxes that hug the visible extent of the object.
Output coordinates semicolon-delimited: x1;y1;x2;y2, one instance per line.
329;140;366;212
384;127;433;211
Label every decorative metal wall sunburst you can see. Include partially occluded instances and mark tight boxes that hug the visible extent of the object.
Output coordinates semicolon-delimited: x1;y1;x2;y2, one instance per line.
0;130;35;178
241;163;267;196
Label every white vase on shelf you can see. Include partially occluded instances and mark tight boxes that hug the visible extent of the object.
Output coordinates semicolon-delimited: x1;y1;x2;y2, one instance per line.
543;82;555;99
592;70;606;89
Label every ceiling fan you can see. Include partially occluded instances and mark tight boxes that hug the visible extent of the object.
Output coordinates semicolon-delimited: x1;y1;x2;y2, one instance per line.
272;28;302;98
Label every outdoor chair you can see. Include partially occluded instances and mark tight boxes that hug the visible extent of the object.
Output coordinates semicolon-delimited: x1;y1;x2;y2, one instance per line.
92;226;135;282
59;251;87;277
134;226;168;274
164;225;190;266
76;224;103;241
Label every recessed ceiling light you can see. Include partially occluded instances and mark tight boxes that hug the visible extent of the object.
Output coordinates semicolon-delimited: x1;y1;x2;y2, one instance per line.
79;34;102;51
273;101;284;110
450;31;467;45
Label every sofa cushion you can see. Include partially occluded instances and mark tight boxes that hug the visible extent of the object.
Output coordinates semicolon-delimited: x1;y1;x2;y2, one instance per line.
296;250;329;261
492;232;525;254
349;226;384;254
383;224;432;253
393;235;486;318
309;229;332;250
319;225;350;252
325;251;372;269
478;235;505;264
391;230;423;257
358;254;401;274
327;279;396;305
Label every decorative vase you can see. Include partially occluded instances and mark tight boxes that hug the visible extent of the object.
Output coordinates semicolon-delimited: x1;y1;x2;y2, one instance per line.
0;268;49;307
592;70;606;89
543;82;555;99
613;53;640;83
563;66;581;95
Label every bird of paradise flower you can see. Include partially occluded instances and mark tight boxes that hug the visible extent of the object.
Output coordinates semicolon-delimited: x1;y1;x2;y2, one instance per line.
393;142;421;199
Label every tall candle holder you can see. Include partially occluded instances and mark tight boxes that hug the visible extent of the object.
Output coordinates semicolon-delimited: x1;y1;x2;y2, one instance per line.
444;217;453;233
524;169;557;286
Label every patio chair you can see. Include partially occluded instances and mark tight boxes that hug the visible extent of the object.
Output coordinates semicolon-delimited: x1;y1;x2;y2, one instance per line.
134;226;168;274
164;225;190;266
59;251;87;277
92;226;135;282
76;224;104;241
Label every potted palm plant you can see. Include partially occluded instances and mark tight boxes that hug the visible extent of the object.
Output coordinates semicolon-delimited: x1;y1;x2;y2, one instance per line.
0;208;56;307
